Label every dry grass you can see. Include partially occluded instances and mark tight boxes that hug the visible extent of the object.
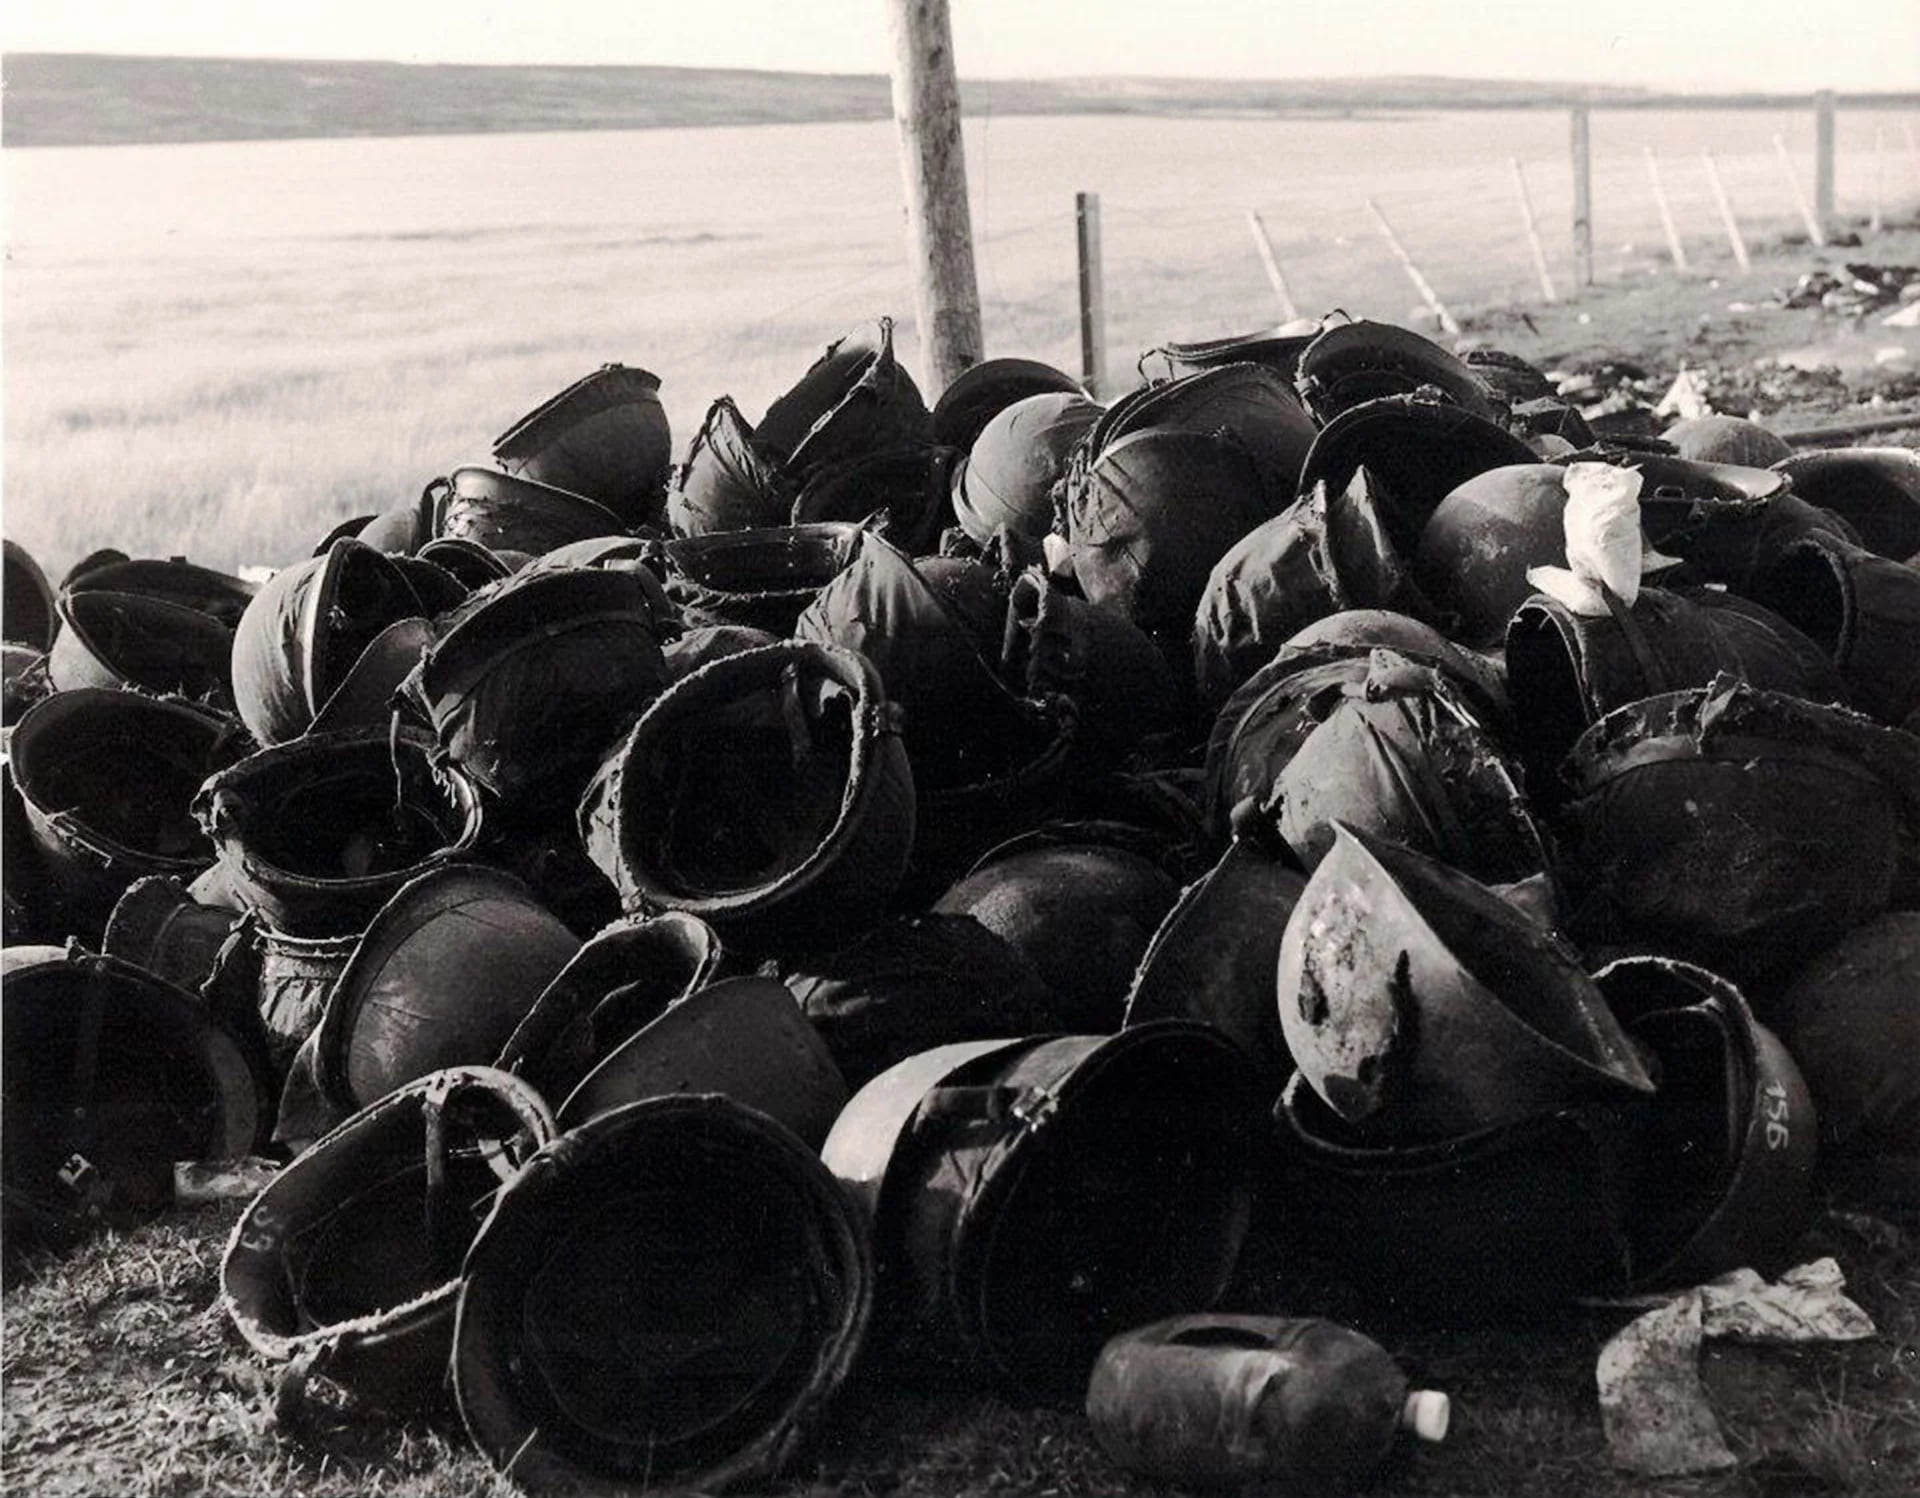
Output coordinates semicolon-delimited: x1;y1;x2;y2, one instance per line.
3;1197;1916;1497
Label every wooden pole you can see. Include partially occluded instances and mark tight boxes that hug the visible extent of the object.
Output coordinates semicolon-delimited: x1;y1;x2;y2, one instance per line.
1076;191;1108;396
1366;198;1460;336
1245;210;1301;323
1571;104;1594;287
1773;134;1827;246
1907;121;1920;193
1702;151;1752;271
885;0;983;393
1871;126;1886;234
1644;147;1690;271
1814;90;1837;238
1510;157;1557;302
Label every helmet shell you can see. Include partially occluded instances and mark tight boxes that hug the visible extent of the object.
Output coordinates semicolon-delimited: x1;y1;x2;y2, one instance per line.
1661;414;1793;468
957;392;1102;546
669;395;796;537
432;465;627;556
1748;532;1920;726
1295;319;1503;426
492;363;672;528
4;539;57;650
1772;446;1920;560
932;356;1083;451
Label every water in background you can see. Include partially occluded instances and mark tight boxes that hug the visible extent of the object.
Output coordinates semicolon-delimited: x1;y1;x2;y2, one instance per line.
4;107;1914;569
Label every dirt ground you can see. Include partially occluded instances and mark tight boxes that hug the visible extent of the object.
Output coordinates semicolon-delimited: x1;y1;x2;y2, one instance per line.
3;221;1918;1498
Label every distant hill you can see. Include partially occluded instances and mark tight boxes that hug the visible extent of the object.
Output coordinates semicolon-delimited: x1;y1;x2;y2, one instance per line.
14;53;1905;149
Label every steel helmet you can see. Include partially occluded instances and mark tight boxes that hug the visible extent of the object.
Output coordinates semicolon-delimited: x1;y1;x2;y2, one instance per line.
223;1066;554;1408
1143;327;1319;384
822;1023;1260;1401
1295;319;1503;426
1413;463;1577;645
455;1094;873;1491
932;833;1180;1033
1296;393;1538;556
793;443;962;557
1109;363;1318;510
60;555;258;630
428;465;627;557
402;565;670;810
492;363;672;528
1464;347;1559;403
194;727;484;938
102;874;269;1074
580;640;915;954
784;912;1058;1091
494;910;729;1100
5;948;263;1257
1660;414;1793;468
956;392;1103;547
10;688;241;938
930;355;1083;450
1748;531;1920;726
1772;446;1920;560
754;319;931;477
1192;469;1432;712
1121;836;1308;1090
1270;1070;1639;1312
1560;677;1920;982
4;539;57;650
1767;912;1920;1211
1592;955;1816;1288
1278;824;1653;1139
661;521;865;634
669;394;797;536
662;622;781;681
254;925;360;1079
47;589;236;709
312;863;581;1112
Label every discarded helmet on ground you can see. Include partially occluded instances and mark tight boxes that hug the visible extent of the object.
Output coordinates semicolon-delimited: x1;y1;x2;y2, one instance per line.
1748;531;1920;726
753;319;930;477
1559;677;1920;981
661;521;864;633
11;688;241;935
822;1023;1260;1402
785;912;1058;1092
48;589;235;708
5;947;262;1257
1593;955;1816;1288
223;1066;554;1407
428;465;627;556
313;864;580;1112
61;554;258;630
1413;463;1579;645
491;363;672;528
1772;445;1920;560
1278;824;1654;1139
1294;319;1503;427
670;395;798;536
580;641;914;953
1660;414;1793;468
1193;469;1432;711
194;728;485;937
455;1093;873;1493
931;356;1083;451
956;392;1103;547
1105;363;1318;510
1144;327;1319;384
4;539;57;650
1767;912;1920;1211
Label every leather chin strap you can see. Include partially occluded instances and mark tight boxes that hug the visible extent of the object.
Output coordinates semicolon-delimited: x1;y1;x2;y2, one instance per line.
1598;583;1672;698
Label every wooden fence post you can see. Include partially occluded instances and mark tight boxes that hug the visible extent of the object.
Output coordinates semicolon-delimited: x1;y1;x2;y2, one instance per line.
1510;157;1557;302
1366;198;1460;336
1076;191;1108;396
1245;210;1301;323
1870;126;1886;234
1814;89;1837;238
1702;151;1752;271
1645;147;1689;271
1571;104;1594;287
1773;133;1827;246
885;0;984;393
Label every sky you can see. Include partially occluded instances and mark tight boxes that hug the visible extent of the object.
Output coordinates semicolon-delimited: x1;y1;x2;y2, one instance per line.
2;0;1916;93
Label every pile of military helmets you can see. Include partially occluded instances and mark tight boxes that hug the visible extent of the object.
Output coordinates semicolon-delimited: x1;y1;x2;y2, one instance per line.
4;312;1919;1494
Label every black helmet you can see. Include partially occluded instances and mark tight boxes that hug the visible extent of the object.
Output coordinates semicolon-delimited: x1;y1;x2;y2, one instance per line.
195;728;484;938
61;555;258;630
428;465;627;556
1143;327;1319;385
230;537;435;745
402;565;670;810
661;521;864;634
1294;319;1503;426
792;443;962;557
785;912;1058;1091
1560;677;1920;981
580;641;915;954
1747;531;1920;726
455;1094;873;1492
1278;824;1653;1139
754;319;931;477
5;948;262;1256
312;864;581;1112
4;539;58;650
102;875;268;1073
1772;446;1920;560
1660;414;1793;468
956;392;1103;546
1193;469;1432;712
47;590;235;709
662;622;781;681
223;1066;554;1407
1106;363;1317;510
930;355;1083;451
10;688;242;937
492;363;672;528
1413;463;1578;645
822;1023;1260;1401
669;395;797;537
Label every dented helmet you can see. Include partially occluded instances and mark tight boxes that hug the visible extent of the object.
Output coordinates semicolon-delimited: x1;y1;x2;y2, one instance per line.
455;1094;873;1493
754;319;931;477
669;395;797;537
1278;824;1653;1140
491;363;673;528
428;465;627;557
